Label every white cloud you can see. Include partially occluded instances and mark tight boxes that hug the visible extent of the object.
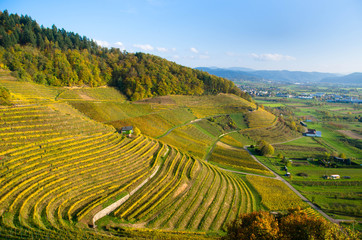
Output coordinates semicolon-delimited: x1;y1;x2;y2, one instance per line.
156;47;168;52
133;44;154;51
190;47;199;53
251;53;296;61
95;40;110;47
172;55;180;59
199;55;210;59
114;41;125;50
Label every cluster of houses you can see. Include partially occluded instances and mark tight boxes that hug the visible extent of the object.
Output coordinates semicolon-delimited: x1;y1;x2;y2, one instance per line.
241;87;362;103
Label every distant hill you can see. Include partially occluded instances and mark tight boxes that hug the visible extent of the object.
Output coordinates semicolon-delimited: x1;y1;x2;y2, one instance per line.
320;72;362;85
196;67;262;81
196;67;339;83
252;70;338;83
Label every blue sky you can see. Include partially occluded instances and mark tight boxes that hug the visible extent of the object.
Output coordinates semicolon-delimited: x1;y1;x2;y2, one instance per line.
1;0;362;73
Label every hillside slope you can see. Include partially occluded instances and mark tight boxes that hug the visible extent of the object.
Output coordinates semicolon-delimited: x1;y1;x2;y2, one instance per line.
0;73;309;239
0;10;252;102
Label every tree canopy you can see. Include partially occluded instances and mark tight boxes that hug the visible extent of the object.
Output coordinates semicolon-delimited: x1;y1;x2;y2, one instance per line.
0;10;253;102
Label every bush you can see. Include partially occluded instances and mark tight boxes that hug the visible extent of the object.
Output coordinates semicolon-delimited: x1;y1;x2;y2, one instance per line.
261;144;274;156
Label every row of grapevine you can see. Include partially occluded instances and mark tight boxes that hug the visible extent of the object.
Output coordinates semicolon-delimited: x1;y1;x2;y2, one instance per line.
111;144;258;231
0;102;164;238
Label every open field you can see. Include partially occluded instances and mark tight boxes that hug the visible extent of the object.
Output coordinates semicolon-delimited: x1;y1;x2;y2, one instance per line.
305;122;361;161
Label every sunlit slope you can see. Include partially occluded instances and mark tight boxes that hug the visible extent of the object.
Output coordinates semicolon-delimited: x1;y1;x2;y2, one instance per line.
112;147;259;232
0;72;60;103
0;100;166;239
0;75;263;238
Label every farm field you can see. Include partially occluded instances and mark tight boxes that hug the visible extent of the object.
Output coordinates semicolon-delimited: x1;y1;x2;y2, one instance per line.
304;122;361;161
252;96;362;224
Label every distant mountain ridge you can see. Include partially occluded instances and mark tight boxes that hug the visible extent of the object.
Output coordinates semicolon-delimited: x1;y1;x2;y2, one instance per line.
196;67;345;84
320;72;362;84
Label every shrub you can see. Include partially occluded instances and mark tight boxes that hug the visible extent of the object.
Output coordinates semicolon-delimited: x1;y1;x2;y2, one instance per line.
261;144;274;156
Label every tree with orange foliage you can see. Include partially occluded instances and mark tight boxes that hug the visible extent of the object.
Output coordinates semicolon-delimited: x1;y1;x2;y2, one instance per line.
279;208;329;240
223;211;279;240
224;208;360;240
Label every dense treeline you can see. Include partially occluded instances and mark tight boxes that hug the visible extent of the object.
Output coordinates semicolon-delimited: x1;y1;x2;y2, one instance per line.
0;10;252;101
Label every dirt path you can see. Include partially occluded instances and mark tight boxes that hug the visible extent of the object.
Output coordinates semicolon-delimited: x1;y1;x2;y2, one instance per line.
204;130;238;161
157;119;202;139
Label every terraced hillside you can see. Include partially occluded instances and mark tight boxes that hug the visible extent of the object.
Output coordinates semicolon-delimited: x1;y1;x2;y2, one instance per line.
0;75;268;239
111;149;259;232
0;74;313;239
0;102;261;238
0;102;167;238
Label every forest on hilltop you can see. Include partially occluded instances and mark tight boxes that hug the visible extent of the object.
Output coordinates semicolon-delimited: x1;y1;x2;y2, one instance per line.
0;10;252;101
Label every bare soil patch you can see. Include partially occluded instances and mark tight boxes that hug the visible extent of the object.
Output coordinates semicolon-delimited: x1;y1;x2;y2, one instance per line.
136;96;176;105
216;141;242;150
173;182;189;197
337;130;362;140
79;93;94;100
